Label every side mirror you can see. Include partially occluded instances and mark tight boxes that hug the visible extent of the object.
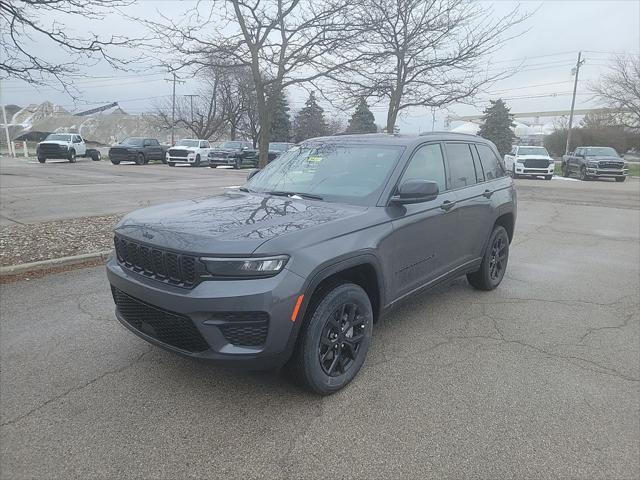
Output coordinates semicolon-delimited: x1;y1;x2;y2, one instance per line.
391;179;439;205
247;168;260;181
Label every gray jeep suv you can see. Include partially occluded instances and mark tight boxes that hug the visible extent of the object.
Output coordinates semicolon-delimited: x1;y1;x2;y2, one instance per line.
107;133;516;394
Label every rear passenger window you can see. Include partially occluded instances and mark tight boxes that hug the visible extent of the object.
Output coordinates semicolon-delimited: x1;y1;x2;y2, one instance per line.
445;143;478;189
400;143;447;192
476;144;505;180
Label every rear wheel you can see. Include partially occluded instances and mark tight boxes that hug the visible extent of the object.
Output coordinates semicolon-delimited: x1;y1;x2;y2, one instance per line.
91;151;101;161
68;149;76;163
287;282;373;395
136;153;145;165
615;177;626;183
467;225;509;291
110;159;120;165
38;157;46;163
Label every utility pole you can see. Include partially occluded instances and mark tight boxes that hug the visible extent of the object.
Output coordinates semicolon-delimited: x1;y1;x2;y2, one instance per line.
184;94;198;124
0;80;15;158
565;51;585;155
165;72;185;145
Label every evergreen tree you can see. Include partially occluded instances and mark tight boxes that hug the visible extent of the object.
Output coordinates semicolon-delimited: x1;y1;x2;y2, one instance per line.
478;99;516;156
268;88;291;142
346;97;377;134
293;92;327;142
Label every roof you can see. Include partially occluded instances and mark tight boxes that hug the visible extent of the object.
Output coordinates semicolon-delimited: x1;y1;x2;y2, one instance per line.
303;132;489;147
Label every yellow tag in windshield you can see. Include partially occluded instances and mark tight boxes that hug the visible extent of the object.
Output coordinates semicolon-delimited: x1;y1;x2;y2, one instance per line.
307;156;322;164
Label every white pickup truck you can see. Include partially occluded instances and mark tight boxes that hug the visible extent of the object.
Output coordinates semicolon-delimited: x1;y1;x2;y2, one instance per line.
166;139;212;167
36;133;101;163
504;145;555;180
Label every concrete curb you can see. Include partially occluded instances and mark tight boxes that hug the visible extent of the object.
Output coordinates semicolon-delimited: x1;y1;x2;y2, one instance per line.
0;250;112;276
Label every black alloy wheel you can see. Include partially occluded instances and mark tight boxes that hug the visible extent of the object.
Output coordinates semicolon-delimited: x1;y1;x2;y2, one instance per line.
467;225;509;291
488;233;508;283
318;302;367;377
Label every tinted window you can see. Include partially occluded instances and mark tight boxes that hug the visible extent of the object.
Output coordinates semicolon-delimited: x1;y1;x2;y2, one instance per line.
445;143;478;189
476;144;505;181
400;143;446;192
148;139;159;146
200;141;210;148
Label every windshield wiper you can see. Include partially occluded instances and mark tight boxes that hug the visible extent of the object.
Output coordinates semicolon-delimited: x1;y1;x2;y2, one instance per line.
266;190;323;200
238;186;250;192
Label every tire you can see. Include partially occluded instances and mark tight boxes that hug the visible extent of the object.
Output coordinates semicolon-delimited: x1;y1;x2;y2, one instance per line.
193;154;201;167
562;163;570;177
615;177;626;183
510;169;518;179
162;155;167;164
110;159;120;165
38;157;46;163
287;282;373;395
209;165;217;168
579;166;590;181
234;158;241;169
91;151;101;161
168;162;176;167
136;153;145;165
467;225;509;291
68;149;76;163
545;175;553;180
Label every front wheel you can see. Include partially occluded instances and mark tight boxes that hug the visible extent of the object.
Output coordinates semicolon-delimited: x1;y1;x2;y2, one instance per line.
510;169;518;179
545;175;553;180
68;149;76;163
287;282;373;395
136;153;145;165
234;158;241;169
467;225;509;291
110;159;120;165
579;166;590;181
38;157;46;163
562;163;570;177
615;177;626;183
193;154;201;167
168;162;175;167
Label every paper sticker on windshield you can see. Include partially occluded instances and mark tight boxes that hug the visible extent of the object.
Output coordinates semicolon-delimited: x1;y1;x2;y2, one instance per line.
307;155;323;164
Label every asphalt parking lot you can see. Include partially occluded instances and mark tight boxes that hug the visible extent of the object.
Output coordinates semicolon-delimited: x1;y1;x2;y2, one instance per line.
1;164;639;478
0;157;248;225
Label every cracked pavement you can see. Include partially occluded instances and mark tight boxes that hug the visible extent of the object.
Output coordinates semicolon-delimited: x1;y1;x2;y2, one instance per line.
1;177;639;479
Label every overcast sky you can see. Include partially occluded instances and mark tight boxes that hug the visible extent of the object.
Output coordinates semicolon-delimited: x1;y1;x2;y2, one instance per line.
2;0;639;133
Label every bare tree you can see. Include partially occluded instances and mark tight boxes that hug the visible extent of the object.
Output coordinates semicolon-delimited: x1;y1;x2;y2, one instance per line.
590;54;640;130
335;0;529;132
218;66;256;140
142;0;361;167
155;74;227;140
1;0;140;93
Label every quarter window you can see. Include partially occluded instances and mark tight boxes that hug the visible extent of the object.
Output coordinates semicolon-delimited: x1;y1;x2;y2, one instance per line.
445;143;478;189
400;143;447;192
476;144;505;181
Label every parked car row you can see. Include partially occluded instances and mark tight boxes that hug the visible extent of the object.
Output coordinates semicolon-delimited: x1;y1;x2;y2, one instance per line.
504;144;629;182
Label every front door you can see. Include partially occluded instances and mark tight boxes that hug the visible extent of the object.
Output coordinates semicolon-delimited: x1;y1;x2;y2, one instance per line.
387;142;460;301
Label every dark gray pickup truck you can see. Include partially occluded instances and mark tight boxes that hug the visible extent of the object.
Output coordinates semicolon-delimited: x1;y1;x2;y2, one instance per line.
562;146;628;182
109;138;168;165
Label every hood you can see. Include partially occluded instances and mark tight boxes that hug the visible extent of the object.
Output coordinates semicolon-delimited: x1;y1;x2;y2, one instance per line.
516;155;551;160
39;140;70;146
170;146;199;151
114;190;368;255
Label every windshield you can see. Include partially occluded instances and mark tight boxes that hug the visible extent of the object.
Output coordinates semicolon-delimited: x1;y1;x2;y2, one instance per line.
586;147;618;157
45;134;71;142
220;141;246;149
176;140;200;147
269;143;292;152
246;144;404;205
120;138;143;146
518;147;549;156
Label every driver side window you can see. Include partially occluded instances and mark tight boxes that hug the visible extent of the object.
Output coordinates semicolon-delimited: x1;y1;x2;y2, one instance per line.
400;143;447;192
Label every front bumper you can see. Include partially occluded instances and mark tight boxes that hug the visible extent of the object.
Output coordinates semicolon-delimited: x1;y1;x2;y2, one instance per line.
586;167;628;177
106;256;305;369
168;155;196;163
109;152;137;162
514;164;555;176
208;156;236;166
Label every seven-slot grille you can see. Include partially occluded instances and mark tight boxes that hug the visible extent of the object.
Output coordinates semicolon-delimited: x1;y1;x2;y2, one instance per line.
598;161;624;169
168;148;189;157
523;158;550;168
112;287;209;352
114;235;198;288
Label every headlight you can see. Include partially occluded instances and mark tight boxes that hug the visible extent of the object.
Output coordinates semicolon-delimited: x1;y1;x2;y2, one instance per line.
200;255;289;278
588;161;598;167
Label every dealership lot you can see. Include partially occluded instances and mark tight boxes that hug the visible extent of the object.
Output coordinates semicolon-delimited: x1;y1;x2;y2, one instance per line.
1;161;639;478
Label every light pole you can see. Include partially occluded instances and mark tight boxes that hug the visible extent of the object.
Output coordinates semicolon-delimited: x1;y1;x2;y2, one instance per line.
565;51;585;155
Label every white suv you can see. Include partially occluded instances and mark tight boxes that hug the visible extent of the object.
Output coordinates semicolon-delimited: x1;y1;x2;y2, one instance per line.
504;146;555;180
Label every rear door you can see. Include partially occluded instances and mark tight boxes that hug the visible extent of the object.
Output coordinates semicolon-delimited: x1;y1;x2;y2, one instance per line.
388;142;460;300
443;142;493;266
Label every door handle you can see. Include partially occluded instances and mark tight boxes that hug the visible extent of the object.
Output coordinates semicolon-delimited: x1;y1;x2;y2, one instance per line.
440;200;456;212
483;189;494;198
